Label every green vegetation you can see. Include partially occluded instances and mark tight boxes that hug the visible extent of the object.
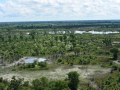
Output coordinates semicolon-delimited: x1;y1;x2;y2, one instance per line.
0;20;120;90
110;47;119;60
0;31;119;66
95;69;120;90
16;61;48;71
68;71;79;90
0;71;90;90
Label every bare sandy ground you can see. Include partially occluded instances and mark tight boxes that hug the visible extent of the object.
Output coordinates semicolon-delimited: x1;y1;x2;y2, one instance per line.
1;57;26;69
0;65;111;82
113;60;120;64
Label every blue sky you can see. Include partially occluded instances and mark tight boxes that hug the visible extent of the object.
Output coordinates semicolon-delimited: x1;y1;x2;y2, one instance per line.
0;0;6;3
0;0;120;22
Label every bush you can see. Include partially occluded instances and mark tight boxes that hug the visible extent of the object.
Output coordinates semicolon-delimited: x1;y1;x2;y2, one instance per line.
57;58;62;63
0;83;5;90
68;71;79;90
38;62;47;67
0;77;3;82
23;81;29;87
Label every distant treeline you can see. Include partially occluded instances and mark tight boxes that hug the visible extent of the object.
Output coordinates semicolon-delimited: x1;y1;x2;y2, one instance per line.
15;24;120;29
1;20;120;30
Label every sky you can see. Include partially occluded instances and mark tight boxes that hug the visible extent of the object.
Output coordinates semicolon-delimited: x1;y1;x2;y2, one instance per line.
0;0;120;22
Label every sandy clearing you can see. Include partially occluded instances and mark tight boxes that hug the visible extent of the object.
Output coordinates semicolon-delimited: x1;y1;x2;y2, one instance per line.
1;57;27;69
113;60;120;64
0;65;111;82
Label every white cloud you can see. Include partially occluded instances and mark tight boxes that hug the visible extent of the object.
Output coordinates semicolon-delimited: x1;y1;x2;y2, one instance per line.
0;0;120;21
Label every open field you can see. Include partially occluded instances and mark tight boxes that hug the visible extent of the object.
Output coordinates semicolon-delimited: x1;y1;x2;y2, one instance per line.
0;65;111;82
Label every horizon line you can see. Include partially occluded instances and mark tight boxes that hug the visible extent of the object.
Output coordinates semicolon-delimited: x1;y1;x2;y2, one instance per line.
0;19;120;23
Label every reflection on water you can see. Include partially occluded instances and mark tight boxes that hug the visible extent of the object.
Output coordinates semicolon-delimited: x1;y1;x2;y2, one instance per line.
38;58;46;62
86;31;119;34
75;31;86;34
25;58;46;63
49;30;119;34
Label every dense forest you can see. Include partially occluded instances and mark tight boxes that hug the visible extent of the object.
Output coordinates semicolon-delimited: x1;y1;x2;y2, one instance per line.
0;20;120;90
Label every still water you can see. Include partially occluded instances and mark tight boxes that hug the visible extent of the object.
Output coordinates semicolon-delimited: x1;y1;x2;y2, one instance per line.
25;58;46;63
49;30;119;34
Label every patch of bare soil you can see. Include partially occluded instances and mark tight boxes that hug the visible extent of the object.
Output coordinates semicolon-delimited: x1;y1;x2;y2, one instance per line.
113;60;120;64
0;65;111;82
